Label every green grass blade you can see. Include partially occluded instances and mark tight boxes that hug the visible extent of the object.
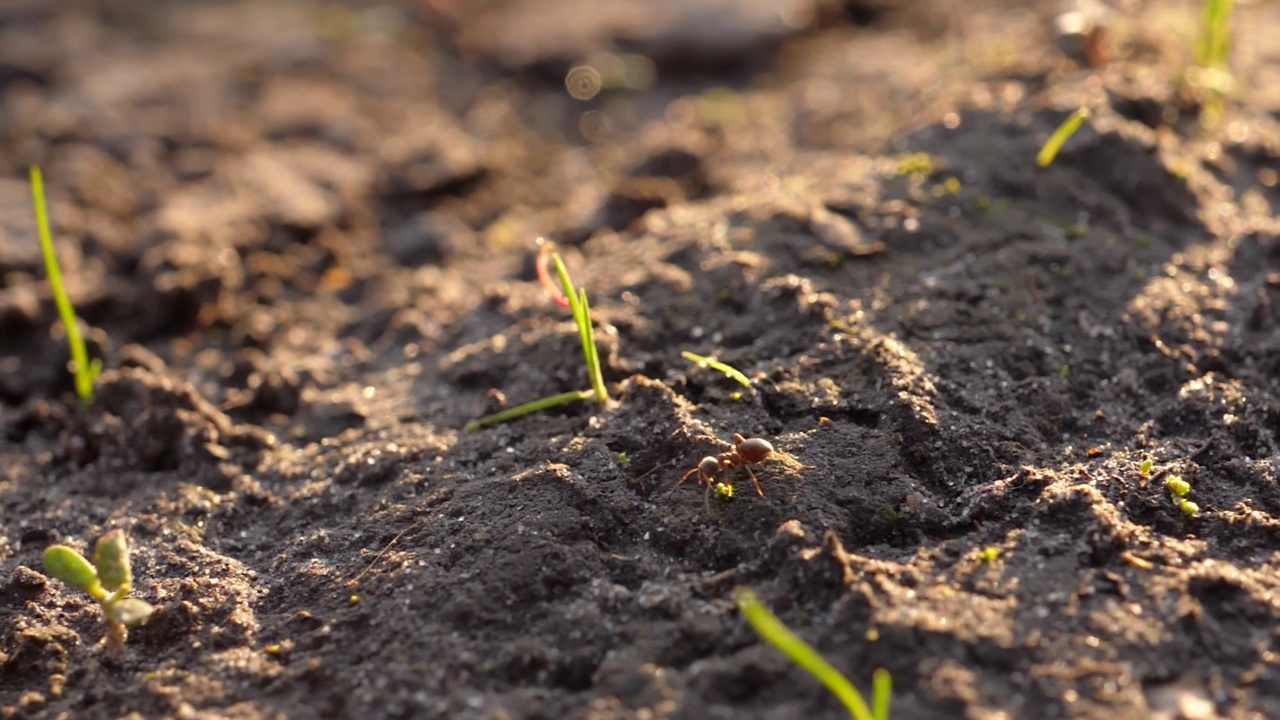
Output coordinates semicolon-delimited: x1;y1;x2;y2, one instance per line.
552;254;607;403
464;389;595;431
871;668;892;720
1198;0;1233;70
681;350;752;388
1036;108;1090;168
30;166;97;407
736;588;883;720
578;288;607;402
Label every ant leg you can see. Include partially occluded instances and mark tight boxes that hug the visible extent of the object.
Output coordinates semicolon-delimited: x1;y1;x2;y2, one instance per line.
744;465;765;497
666;467;702;499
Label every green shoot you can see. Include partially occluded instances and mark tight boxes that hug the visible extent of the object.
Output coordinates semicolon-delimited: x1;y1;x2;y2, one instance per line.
1192;0;1234;126
1036;108;1091;168
555;255;607;404
1196;0;1234;72
1166;475;1200;515
465;253;607;431
682;350;751;388
736;588;892;720
43;530;154;654
1139;458;1154;477
31;166;100;407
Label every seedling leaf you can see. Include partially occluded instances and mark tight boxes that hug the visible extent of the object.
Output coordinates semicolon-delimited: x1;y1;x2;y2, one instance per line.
682;351;752;388
464;389;595;431
578;287;607;402
1036;108;1091;168
736;588;891;720
30;166;98;407
110;598;155;627
43;545;105;600
94;529;132;593
1196;0;1234;71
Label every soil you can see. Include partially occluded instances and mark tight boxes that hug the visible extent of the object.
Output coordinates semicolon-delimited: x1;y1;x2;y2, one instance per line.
3;0;1280;718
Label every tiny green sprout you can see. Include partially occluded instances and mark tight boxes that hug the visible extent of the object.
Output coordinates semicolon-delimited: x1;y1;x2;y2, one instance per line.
1178;499;1201;515
1059;364;1071;379
730;390;744;403
43;530;153;653
893;152;934;179
30;166;101;408
682;350;752;388
1196;0;1234;72
1064;222;1088;240
1036;107;1091;168
1139;458;1154;477
736;588;892;720
1167;476;1191;497
978;546;1000;563
1192;0;1235;126
713;482;735;503
616;452;632;468
930;176;962;198
466;251;608;431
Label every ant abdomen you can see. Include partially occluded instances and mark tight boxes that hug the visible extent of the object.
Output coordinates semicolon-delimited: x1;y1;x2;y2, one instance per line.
736;437;774;464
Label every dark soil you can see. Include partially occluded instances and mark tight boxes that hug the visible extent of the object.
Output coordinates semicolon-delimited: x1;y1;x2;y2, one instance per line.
3;1;1280;718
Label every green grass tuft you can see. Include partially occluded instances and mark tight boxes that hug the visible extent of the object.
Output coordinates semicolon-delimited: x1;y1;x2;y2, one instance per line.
736;588;892;720
30;166;100;408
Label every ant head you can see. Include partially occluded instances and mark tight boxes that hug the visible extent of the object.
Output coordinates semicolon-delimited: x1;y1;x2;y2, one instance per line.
699;456;722;477
737;437;774;463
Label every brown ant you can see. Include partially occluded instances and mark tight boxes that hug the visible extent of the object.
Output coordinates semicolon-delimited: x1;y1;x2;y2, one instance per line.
670;433;802;508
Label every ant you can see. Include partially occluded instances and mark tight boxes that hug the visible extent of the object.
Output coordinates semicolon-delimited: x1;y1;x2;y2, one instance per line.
670;433;802;508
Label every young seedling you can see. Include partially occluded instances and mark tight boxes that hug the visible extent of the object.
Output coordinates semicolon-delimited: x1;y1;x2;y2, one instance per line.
681;350;752;388
1166;475;1200;515
42;530;154;654
671;433;803;509
1036;108;1091;168
465;252;608;431
736;588;892;720
30;166;101;407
